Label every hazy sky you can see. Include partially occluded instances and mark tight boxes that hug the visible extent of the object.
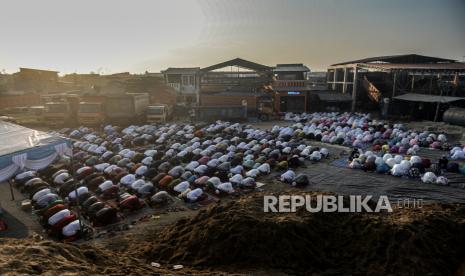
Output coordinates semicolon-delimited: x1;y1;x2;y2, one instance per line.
1;0;464;74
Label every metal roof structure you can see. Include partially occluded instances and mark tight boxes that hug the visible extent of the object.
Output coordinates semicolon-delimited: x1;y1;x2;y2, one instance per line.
331;54;456;66
200;58;272;73
274;64;310;72
393;93;465;103
161;67;200;75
357;62;465;71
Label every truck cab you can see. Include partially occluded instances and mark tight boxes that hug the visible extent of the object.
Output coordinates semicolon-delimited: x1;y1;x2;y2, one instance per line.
78;102;105;125
43;102;71;126
146;105;172;123
42;94;79;127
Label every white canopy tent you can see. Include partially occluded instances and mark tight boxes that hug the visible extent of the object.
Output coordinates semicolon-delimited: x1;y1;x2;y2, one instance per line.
0;121;72;182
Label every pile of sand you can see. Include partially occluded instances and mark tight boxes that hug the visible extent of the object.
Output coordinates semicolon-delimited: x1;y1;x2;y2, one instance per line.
0;238;154;275
0;237;228;275
146;193;465;275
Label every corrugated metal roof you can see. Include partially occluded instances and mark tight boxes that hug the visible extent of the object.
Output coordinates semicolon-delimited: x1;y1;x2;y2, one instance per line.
162;67;200;74
359;62;465;71
274;64;310;72
393;93;465;103
331;54;456;66
201;58;271;73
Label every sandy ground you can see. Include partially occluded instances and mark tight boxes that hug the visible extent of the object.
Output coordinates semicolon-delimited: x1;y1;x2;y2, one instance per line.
0;182;43;238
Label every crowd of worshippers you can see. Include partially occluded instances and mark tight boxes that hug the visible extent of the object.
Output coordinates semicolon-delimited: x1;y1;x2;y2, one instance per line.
282;112;454;152
14;169;85;240
348;148;465;186
8;121;332;240
50;121;331;205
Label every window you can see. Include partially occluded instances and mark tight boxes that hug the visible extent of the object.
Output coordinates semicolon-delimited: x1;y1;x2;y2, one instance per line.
182;75;189;86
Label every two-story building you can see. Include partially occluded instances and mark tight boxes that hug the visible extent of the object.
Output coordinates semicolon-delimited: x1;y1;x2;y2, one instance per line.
161;59;314;114
161;67;200;103
272;63;310;113
14;68;60;94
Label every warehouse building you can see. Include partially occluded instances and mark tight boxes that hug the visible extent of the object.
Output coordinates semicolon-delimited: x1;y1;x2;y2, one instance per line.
326;54;465;120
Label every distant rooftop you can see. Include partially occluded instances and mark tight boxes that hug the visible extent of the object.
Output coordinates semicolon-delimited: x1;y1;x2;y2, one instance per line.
357;62;465;71
162;67;201;75
19;67;59;73
201;58;272;73
274;63;310;72
331;54;456;66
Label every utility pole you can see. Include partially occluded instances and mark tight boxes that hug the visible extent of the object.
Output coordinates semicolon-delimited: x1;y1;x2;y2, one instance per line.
351;66;358;112
434;79;445;122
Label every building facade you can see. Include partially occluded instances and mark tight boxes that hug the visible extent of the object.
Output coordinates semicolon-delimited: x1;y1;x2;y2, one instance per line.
327;54;465;118
272;63;310;113
161;58;314;114
161;67;200;103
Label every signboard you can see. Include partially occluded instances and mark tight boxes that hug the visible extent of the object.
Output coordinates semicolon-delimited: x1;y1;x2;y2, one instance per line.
287;91;301;95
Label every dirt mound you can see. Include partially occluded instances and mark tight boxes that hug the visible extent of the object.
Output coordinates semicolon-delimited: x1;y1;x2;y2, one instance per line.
0;238;149;275
0;237;223;275
146;193;465;275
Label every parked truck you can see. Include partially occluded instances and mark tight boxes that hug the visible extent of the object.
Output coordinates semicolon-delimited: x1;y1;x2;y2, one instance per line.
77;102;105;125
77;93;149;125
192;105;247;122
105;93;149;124
146;104;173;124
42;94;79;127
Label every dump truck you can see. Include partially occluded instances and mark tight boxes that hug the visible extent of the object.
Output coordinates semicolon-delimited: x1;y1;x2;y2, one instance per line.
77;93;149;125
42;94;79;127
105;93;149;124
192;105;247;122
146;104;173;124
77;102;105;125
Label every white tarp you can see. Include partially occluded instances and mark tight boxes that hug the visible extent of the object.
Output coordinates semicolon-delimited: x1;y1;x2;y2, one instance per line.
0;120;71;182
0;121;60;156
